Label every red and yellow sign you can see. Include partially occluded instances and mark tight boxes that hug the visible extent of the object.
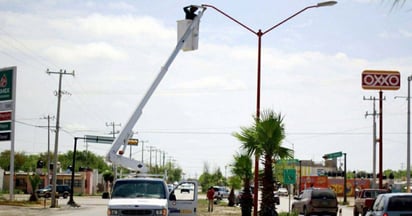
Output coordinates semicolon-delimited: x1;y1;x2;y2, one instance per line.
362;70;400;90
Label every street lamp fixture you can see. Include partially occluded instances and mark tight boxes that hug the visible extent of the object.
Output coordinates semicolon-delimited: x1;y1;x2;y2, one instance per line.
202;2;337;215
317;1;338;7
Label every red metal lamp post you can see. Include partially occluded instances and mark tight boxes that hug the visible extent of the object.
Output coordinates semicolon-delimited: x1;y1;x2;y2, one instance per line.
202;2;337;215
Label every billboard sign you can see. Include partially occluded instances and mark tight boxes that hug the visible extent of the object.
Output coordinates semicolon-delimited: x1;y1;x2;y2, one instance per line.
0;122;11;131
0;112;12;121
0;132;11;141
0;68;14;101
362;70;400;90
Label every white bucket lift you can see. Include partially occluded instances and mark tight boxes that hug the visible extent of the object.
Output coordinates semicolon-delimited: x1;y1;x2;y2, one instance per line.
106;6;206;173
177;19;200;51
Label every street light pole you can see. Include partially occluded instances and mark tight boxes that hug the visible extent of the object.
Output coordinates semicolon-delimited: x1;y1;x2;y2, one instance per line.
408;75;411;192
203;2;337;215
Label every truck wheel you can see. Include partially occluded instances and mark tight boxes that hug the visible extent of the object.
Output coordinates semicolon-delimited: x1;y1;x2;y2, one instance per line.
304;206;310;216
291;206;299;215
362;208;368;216
353;207;359;216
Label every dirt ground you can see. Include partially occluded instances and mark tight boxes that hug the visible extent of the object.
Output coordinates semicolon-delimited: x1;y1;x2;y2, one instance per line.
197;199;241;216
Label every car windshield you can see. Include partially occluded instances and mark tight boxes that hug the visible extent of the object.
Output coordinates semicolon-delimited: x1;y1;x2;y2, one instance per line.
312;189;336;199
387;196;412;211
364;190;387;198
111;180;167;199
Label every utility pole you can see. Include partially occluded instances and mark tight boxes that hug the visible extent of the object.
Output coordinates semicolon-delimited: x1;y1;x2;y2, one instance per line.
106;121;121;138
394;74;412;192
162;151;166;167
141;140;148;164
106;122;121;180
149;146;155;171
46;69;74;208
41;115;55;184
364;96;382;189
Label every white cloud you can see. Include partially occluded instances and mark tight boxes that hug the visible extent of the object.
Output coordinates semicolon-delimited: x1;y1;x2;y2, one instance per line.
44;42;128;62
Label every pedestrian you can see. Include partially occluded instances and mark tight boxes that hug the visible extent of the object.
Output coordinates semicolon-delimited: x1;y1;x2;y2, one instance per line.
183;5;198;20
207;186;215;212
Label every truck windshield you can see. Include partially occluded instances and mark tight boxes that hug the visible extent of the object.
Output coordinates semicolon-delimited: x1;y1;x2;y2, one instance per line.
111;180;167;199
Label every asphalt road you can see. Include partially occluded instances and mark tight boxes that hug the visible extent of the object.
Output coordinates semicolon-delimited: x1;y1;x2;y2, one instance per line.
0;195;108;216
1;194;355;216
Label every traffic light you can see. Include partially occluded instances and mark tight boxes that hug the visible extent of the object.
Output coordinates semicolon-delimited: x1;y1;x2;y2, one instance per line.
128;139;139;145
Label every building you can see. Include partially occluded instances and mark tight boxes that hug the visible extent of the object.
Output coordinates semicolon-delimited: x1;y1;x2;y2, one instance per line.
0;168;100;195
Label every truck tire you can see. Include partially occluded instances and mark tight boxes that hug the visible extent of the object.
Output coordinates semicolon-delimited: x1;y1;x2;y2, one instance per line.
304;206;310;216
362;208;368;216
353;207;359;216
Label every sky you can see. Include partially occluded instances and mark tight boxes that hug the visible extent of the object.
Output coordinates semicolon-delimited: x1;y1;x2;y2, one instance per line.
0;0;411;179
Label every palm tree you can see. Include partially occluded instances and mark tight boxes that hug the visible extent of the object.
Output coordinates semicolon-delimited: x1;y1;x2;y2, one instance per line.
28;174;41;201
393;0;405;7
103;170;114;192
231;152;253;216
391;0;406;10
234;109;293;216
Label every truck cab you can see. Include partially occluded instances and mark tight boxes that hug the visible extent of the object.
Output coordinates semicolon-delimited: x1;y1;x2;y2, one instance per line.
106;177;198;216
353;188;388;216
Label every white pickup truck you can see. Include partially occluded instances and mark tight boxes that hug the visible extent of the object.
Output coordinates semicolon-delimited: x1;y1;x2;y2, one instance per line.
105;177;198;216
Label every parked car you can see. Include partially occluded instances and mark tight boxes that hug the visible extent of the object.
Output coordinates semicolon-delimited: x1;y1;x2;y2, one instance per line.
167;184;174;192
180;183;193;193
354;188;389;216
366;193;412;216
277;187;289;196
36;184;71;199
213;186;229;200
291;188;338;216
273;191;280;205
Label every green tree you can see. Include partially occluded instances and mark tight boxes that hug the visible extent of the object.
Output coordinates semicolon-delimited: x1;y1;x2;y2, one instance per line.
28;174;41;201
234;110;293;216
59;150;111;173
198;162;215;192
231;152;253;216
198;162;227;193
227;175;242;190
0;150;27;171
103;170;114;192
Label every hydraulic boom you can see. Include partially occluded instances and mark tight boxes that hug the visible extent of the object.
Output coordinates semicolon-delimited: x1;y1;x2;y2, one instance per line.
106;6;206;172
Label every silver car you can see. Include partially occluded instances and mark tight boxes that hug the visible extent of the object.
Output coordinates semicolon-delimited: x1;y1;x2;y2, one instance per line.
366;193;412;216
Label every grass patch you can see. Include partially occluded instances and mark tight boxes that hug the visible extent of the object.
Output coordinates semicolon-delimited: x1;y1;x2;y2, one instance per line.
0;199;41;206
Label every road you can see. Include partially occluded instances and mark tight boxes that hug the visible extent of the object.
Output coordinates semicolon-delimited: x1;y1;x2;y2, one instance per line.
0;194;355;216
0;196;108;216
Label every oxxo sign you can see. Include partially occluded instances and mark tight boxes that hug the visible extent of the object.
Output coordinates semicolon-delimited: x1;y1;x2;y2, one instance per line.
362;70;400;90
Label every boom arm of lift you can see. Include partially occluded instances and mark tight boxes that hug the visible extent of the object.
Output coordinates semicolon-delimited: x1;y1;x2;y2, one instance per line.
106;6;206;172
